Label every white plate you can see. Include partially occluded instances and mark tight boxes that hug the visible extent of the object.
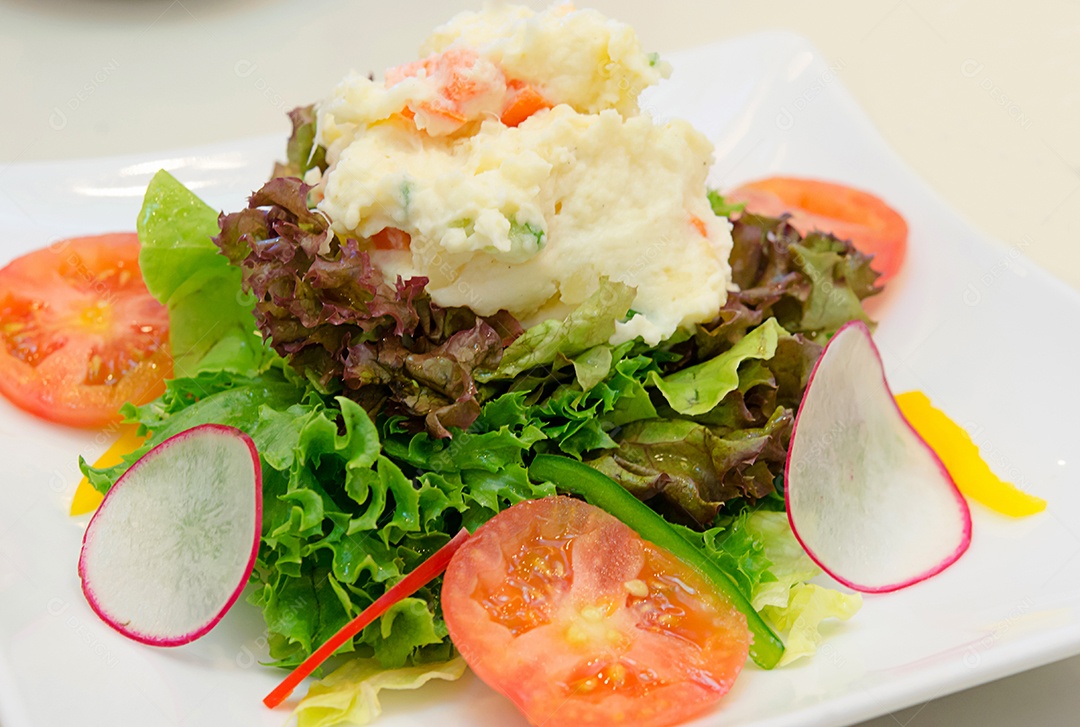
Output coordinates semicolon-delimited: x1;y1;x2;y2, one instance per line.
1;30;1077;727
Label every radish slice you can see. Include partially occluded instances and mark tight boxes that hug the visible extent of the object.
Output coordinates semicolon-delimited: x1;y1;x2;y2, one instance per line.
786;321;971;593
78;424;262;646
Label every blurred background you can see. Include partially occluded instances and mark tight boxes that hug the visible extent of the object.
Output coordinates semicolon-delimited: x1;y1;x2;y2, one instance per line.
1;0;1077;292
1;1;1078;725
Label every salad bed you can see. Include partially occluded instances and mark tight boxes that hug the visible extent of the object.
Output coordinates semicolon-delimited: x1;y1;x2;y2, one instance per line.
82;160;876;680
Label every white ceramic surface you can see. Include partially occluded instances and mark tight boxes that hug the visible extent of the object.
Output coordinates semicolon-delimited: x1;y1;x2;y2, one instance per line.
1;32;1076;727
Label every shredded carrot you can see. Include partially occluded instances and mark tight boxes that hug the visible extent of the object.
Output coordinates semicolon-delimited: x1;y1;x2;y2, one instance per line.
690;215;708;236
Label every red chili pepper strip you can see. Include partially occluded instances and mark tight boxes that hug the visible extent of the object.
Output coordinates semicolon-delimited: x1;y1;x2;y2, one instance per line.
262;528;472;709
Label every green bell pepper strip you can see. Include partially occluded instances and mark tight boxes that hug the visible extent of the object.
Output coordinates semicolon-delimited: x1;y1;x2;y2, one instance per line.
528;453;785;669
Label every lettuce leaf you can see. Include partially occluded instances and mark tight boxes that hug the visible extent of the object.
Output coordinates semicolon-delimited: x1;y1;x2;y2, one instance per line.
671;509;777;600
274;105;328;180
744;510;820;611
648;317;783;416
679;510;860;665
215;177;522;437
491;278;636;380
518;348;659;459
293;656;466;727
704;213;879;348
587;407;791;527
137;170;227;302
762;584;862;666
746;512;862;666
137;170;268;376
79;364;305;494
707;189;746;218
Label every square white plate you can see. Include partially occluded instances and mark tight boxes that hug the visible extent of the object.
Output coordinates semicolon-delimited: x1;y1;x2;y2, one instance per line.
1;31;1078;727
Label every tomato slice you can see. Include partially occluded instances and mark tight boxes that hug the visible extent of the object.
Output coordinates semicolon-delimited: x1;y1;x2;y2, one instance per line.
0;233;171;427
442;496;749;727
727;176;908;283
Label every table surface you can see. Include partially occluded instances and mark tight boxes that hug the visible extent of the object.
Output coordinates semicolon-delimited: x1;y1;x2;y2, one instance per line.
1;1;1077;726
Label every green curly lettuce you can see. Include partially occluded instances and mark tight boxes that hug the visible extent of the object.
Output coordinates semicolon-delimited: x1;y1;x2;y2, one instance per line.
678;510;862;667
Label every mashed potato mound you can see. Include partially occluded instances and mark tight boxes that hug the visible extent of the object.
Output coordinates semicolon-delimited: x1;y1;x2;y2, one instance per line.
313;3;732;345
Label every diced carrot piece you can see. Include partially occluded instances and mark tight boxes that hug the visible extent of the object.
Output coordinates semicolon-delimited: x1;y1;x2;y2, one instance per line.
501;81;550;127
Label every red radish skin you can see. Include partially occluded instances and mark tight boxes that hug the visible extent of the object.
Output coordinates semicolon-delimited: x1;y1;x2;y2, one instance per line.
785;321;972;593
78;424;262;646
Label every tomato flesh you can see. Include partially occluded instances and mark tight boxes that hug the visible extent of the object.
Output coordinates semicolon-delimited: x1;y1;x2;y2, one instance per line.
0;233;171;427
370;227;412;251
443;496;749;727
727;176;908;283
